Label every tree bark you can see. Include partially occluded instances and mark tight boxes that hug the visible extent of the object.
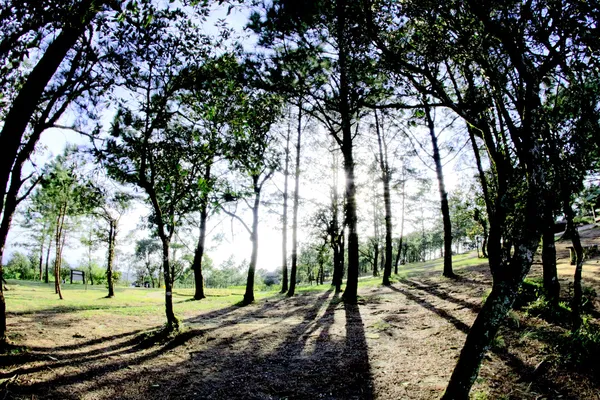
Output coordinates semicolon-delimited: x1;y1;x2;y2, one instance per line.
39;237;45;281
0;0;98;220
106;219;116;298
394;165;406;274
0;289;5;348
192;164;212;300
287;106;302;297
53;207;67;300
160;236;178;331
563;197;584;331
372;242;379;277
44;238;51;284
244;177;262;304
375;110;393;284
442;281;519;399
280;115;291;294
541;208;559;305
330;151;343;293
424;104;454;278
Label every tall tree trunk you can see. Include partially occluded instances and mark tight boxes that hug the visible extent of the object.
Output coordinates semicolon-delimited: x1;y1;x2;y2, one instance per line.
424;104;454;278
106;219;116;298
244;178;262;304
331;150;343;292
54;210;66;299
375;110;394;285
287;106;303;297
332;0;359;304
541;207;559;305
394;165;406;274
44;238;51;284
281;118;291;294
192;164;212;300
39;236;45;281
160;236;178;331
468;127;491;260
563;197;584;331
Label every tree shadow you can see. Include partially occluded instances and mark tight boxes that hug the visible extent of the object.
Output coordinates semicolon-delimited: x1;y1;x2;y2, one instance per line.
1;287;377;399
386;284;471;334
399;279;482;313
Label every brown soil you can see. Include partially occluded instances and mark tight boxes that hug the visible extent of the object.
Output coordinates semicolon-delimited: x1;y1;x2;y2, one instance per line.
2;228;600;399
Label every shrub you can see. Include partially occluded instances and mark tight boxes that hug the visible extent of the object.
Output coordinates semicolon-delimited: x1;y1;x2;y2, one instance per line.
555;319;600;377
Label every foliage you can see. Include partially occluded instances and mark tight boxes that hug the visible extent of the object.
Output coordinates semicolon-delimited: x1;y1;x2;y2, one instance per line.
4;252;34;280
554;320;600;377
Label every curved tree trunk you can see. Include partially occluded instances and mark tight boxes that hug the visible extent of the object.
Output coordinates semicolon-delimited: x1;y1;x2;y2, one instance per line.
0;0;99;217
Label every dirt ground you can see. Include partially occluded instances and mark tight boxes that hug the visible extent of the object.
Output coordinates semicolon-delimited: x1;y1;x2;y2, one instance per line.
2;228;600;399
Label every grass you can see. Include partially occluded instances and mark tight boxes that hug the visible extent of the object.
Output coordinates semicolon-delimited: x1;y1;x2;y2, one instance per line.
4;251;484;319
4;279;279;319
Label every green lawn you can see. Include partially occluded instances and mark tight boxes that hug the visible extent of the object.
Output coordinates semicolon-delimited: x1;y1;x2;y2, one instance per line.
4;251;487;318
4;280;279;318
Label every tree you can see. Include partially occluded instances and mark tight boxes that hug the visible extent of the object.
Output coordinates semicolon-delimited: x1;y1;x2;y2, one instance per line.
251;0;385;303
135;238;161;288
95;191;131;297
363;0;600;396
103;4;214;330
33;155;99;299
220;87;282;305
287;104;303;297
279;110;292;293
372;110;394;284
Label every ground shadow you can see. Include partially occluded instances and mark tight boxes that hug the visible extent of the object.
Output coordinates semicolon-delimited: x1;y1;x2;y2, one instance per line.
1;288;376;399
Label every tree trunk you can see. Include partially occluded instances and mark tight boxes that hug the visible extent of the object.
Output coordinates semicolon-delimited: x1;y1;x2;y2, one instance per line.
160;236;179;331
44;238;51;284
244;179;262;304
331;150;343;293
372;242;379;277
468;128;490;260
54;210;66;299
375;110;393;285
0;1;98;220
106;219;116;298
564;197;584;331
280;115;291;294
541;208;559;305
0;289;5;348
192;164;212;300
331;0;359;304
395;168;406;274
39;236;45;281
442;281;519;399
424;104;454;278
287;106;303;297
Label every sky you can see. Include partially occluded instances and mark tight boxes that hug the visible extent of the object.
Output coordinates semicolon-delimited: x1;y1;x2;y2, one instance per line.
4;2;472;280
